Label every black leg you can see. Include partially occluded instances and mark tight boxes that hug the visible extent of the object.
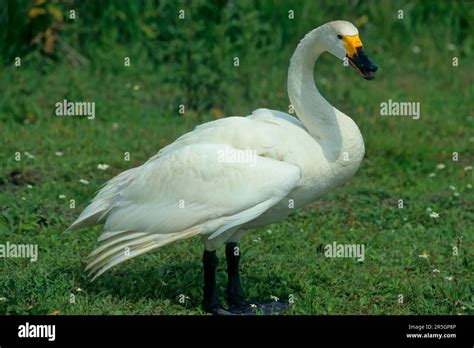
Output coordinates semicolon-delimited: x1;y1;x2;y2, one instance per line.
225;242;289;315
225;242;247;308
202;249;219;313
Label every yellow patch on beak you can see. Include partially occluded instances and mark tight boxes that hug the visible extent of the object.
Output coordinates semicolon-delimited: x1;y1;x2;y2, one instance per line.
342;34;363;58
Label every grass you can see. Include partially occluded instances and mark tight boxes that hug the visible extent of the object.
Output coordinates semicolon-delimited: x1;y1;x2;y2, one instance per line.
0;1;473;315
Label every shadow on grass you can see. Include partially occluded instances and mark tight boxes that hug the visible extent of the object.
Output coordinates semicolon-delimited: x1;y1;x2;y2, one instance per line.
54;257;294;311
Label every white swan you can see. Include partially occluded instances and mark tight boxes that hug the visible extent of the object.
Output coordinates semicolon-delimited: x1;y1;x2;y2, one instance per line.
68;20;377;315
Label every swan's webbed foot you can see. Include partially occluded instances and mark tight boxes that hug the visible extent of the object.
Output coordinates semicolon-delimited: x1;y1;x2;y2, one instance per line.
202;243;289;315
227;299;289;315
224;242;288;315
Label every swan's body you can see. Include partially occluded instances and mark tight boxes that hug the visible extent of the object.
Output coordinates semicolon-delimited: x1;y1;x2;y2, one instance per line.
69;20;377;314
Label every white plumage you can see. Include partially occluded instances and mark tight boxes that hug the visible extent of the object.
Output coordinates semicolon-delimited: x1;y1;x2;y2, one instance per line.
68;21;374;287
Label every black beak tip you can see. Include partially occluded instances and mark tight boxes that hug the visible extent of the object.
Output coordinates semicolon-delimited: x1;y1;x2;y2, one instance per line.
348;47;378;80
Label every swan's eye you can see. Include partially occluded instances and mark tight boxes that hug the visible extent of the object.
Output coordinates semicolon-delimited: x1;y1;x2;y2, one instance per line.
337;35;343;39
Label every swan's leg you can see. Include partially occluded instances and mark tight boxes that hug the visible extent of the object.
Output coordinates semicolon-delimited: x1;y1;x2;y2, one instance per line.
224;235;288;315
225;242;248;308
202;250;223;314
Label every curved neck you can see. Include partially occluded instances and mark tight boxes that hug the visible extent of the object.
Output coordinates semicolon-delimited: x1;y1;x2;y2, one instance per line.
288;27;354;164
288;28;341;140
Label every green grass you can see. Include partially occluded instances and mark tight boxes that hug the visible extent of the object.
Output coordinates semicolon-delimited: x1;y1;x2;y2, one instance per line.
0;1;473;315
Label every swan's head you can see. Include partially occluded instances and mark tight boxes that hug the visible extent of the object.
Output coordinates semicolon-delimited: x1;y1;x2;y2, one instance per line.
323;20;378;80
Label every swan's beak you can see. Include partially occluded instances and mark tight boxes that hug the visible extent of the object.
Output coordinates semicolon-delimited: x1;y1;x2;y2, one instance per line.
343;35;378;80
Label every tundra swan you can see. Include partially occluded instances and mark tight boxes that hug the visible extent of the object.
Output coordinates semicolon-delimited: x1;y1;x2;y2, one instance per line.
68;20;377;315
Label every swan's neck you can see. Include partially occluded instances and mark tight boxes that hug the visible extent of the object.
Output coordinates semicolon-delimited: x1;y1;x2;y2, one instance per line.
287;27;364;171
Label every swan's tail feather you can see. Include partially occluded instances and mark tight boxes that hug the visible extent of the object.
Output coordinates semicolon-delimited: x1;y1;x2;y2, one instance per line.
65;167;140;233
86;226;202;281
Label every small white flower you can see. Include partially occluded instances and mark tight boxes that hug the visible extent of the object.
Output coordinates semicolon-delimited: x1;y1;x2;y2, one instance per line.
464;166;472;171
97;164;110;171
250;303;257;309
426;207;433;213
0;297;6;301
79;179;90;185
418;252;429;259
445;276;453;281
453;192;460;197
27;184;33;189
76;288;83;292
133;85;140;91
24;151;34;159
467;184;472;189
412;45;421;54
432;269;440;275
59;194;66;199
429;212;439;219
428;173;436;178
21;197;26;200
270;295;279;302
267;229;272;234
449;185;456;191
447;43;456;51
436;163;445;170
55;151;63;156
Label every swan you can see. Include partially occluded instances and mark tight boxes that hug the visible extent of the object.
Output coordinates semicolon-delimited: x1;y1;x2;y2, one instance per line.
67;20;377;315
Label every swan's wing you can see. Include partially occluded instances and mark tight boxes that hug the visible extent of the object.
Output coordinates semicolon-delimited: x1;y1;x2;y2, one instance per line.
100;143;300;236
249;108;305;129
101;144;300;234
69;143;300;278
154;109;305;163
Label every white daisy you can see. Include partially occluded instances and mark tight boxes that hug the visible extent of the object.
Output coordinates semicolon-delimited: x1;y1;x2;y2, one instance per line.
97;164;110;170
79;179;90;185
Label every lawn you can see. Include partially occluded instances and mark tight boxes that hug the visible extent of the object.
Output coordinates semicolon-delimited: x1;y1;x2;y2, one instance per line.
0;0;472;315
